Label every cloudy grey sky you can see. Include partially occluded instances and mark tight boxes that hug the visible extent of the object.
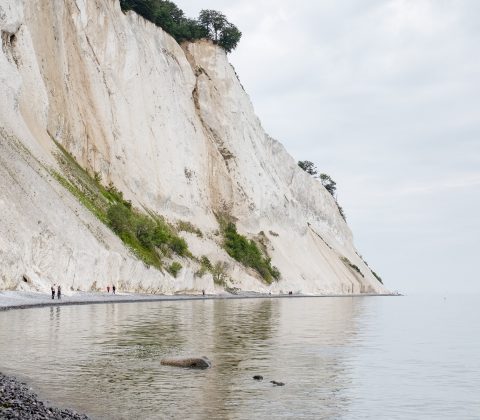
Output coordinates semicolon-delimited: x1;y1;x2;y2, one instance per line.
180;0;480;294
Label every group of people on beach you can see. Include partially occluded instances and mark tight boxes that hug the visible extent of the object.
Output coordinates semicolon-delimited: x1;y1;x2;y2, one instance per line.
51;285;61;300
49;284;117;300
106;285;116;294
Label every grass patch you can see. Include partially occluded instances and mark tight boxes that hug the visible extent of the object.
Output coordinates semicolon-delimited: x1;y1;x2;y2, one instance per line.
51;171;107;223
177;220;203;238
341;257;364;278
355;252;384;284
51;141;190;270
195;255;212;278
108;204;189;266
216;214;280;284
211;261;229;286
337;203;346;221
372;270;383;284
167;262;183;278
195;256;229;286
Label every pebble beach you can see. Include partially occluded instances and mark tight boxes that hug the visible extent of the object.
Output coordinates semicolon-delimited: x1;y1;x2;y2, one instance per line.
0;373;89;420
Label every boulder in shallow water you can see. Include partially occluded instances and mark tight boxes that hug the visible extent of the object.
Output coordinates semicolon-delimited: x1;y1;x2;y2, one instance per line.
161;357;211;369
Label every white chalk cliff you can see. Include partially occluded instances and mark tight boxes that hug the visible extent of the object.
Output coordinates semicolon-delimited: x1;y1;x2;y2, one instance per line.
0;0;388;295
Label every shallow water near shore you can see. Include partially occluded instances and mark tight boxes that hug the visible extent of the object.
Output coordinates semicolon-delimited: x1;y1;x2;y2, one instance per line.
0;295;479;419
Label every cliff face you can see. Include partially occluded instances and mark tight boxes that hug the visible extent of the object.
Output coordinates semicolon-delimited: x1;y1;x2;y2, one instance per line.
0;0;388;294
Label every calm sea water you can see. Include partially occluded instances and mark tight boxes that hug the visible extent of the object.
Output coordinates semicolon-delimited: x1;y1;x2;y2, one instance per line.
0;295;479;419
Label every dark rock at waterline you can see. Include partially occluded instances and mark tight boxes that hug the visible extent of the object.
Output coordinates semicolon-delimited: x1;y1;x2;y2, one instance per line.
161;357;212;369
0;372;89;419
270;380;285;386
253;375;263;381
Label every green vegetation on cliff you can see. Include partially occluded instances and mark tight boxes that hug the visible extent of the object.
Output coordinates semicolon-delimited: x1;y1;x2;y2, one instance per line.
119;0;242;53
356;253;384;284
298;160;346;220
51;142;188;271
195;256;229;286
217;215;280;284
341;257;364;278
167;261;183;277
372;270;383;284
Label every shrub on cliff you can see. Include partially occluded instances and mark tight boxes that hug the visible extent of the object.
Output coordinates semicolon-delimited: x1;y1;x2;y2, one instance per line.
167;261;183;278
108;204;133;239
298;161;346;220
298;161;338;197
319;173;337;197
211;261;229;286
221;221;280;284
119;0;241;52
107;203;189;259
298;160;318;177
372;270;383;284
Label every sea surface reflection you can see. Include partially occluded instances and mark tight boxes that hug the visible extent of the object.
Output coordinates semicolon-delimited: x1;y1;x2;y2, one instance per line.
0;296;479;419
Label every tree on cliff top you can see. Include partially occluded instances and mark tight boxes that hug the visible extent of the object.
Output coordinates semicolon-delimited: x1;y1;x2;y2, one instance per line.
198;10;242;53
218;23;242;53
119;0;241;52
198;10;226;42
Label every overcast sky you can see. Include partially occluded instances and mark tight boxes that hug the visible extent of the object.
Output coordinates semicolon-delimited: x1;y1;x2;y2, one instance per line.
179;0;480;294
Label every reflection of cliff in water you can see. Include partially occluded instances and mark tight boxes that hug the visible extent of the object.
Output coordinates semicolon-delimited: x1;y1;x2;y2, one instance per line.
274;297;366;419
190;298;365;420
64;299;277;417
196;299;278;418
68;301;208;392
224;297;366;419
0;298;366;419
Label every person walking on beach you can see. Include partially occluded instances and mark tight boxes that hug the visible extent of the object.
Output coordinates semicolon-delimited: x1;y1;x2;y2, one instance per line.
107;285;110;293
112;285;116;295
57;285;61;300
51;286;55;300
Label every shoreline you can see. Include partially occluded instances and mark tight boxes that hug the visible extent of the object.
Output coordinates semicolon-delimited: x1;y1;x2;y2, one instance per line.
0;372;89;419
0;291;398;419
0;290;399;312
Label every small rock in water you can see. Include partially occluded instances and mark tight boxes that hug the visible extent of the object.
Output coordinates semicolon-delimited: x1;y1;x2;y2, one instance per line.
270;380;285;386
253;375;263;381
